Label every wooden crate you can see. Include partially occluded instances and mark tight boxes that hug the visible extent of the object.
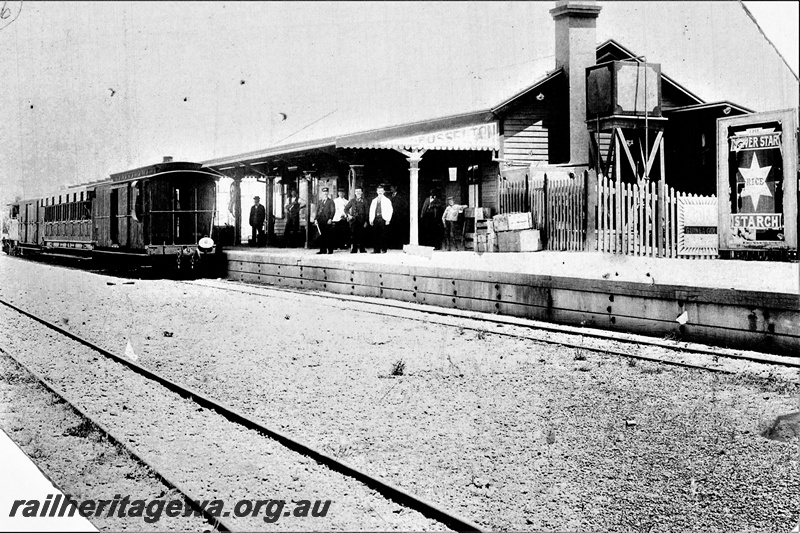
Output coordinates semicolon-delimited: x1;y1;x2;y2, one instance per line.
497;229;542;252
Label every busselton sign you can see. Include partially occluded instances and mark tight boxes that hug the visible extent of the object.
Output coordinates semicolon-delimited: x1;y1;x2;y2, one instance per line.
717;109;797;252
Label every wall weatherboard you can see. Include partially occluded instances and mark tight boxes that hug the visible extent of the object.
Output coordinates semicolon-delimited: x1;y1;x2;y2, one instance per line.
717;109;798;252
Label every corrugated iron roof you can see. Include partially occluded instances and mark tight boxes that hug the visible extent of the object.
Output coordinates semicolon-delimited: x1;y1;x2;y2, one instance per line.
202;59;562;167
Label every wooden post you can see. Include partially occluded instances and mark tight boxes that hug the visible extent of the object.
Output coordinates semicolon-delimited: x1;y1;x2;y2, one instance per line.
303;172;313;249
232;173;242;246
406;149;426;247
265;176;274;246
660;136;667;257
543;173;549;248
615;132;622;254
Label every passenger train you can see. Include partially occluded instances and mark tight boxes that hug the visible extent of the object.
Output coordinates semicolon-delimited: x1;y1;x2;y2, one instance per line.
2;158;221;273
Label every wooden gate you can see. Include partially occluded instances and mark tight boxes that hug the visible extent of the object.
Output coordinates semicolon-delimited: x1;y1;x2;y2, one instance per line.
530;171;590;251
499;166;593;251
498;166;529;214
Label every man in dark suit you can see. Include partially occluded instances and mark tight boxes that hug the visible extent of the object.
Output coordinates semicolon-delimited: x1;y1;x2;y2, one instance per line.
419;189;444;248
249;196;266;247
315;187;336;254
344;186;369;253
388;185;408;249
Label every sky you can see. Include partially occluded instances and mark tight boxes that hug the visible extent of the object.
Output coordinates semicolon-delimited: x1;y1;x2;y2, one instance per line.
742;1;799;78
0;1;797;206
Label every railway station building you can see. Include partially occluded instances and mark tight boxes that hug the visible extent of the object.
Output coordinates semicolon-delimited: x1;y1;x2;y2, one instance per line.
202;0;798;256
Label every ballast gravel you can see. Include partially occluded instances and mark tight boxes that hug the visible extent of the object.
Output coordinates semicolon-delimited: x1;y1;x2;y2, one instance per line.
0;354;215;532
0;254;798;532
0;307;448;531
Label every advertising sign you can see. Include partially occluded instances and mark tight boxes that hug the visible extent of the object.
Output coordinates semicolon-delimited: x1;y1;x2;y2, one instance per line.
717;109;797;251
677;196;718;257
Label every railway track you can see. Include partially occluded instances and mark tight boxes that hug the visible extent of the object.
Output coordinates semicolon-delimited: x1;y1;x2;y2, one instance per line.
0;347;231;532
0;297;483;532
186;278;800;375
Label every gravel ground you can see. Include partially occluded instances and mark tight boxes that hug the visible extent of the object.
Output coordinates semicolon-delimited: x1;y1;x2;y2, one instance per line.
0;353;216;531
1;254;799;532
0;305;448;531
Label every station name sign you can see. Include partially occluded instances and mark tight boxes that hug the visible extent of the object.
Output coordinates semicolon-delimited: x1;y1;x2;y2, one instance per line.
339;122;500;151
399;123;499;151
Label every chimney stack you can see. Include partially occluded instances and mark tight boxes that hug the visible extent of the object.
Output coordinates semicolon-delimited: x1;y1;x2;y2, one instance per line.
550;0;601;165
163;156;173;163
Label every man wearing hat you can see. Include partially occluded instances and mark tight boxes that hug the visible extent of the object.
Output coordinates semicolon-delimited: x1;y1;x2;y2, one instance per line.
442;195;465;251
369;184;393;253
315;187;336;254
249;195;266;247
344;186;369;253
420;189;444;249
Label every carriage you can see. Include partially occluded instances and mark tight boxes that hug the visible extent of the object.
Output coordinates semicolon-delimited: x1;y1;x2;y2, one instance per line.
5;159;221;273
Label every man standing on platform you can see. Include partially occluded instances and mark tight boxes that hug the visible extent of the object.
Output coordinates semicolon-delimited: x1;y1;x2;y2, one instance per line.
369;184;393;253
332;189;350;250
315;187;336;254
442;196;465;251
249;196;266;247
420;189;444;248
283;190;304;247
345;187;369;253
388;185;408;249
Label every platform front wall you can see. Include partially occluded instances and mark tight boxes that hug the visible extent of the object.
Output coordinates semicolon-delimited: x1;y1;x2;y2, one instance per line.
225;252;800;356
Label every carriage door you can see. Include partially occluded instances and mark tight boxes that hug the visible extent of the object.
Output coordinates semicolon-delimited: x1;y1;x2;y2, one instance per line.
118;186;130;248
110;189;119;245
36;201;43;244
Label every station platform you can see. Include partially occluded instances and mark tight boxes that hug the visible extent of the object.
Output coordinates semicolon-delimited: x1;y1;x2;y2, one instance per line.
223;247;799;356
0;428;97;532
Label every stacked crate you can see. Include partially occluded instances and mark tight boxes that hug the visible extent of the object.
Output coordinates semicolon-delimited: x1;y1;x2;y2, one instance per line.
474;218;498;253
492;212;543;252
470;208;496;253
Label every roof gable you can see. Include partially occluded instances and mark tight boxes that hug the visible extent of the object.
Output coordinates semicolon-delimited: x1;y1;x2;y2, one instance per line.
596;39;705;108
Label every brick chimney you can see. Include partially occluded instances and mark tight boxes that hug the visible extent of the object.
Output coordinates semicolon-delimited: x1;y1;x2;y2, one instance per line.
550;0;601;165
163;156;174;163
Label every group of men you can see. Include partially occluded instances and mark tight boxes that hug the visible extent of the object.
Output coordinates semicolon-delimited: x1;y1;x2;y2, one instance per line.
314;185;393;254
249;185;463;252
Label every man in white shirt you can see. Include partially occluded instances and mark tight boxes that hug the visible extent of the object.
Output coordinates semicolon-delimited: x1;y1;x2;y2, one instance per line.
369;184;393;253
332;189;349;250
442;196;465;251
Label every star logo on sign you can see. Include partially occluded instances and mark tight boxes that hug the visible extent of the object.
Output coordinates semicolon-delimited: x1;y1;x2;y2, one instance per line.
738;153;772;210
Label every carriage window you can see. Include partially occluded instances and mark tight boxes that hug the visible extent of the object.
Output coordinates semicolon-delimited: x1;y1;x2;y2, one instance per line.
132;181;143;221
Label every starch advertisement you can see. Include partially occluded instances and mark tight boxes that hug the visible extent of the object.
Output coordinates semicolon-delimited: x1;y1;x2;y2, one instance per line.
717;109;798;252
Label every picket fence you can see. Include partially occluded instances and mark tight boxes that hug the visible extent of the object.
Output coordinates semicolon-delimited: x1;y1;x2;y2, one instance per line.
596;174;719;259
499;170;720;258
